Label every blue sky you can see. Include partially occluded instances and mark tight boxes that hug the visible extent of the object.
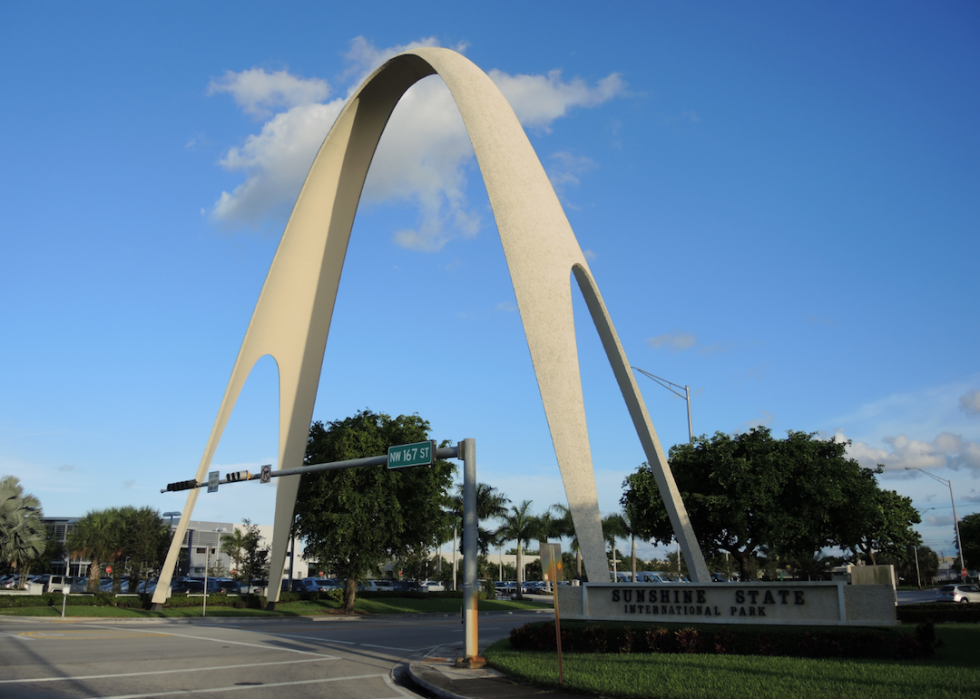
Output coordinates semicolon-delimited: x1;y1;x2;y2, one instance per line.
2;2;978;563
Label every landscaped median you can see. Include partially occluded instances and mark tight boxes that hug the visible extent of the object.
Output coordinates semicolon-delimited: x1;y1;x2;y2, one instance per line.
0;590;551;618
484;617;980;699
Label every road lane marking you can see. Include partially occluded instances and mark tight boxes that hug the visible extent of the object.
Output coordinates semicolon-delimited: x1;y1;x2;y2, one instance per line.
97;625;335;658
360;642;415;651
0;657;336;685
19;630;168;640
88;672;400;699
0;631;33;641
266;631;416;652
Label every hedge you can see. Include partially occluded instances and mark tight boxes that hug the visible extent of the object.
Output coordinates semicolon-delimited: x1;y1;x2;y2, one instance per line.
508;620;941;660
896;603;980;624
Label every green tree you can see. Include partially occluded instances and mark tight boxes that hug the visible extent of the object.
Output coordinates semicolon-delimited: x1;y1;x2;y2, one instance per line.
913;546;940;586
601;513;630;578
450;482;510;556
837;481;921;565
550;503;583;579
237;519;269;590
67;509;122;592
295;410;454;612
494;500;542;599
221;527;249;579
622;428;891;581
0;476;46;584
619;511;643;582
957;512;980;570
117;507;169;590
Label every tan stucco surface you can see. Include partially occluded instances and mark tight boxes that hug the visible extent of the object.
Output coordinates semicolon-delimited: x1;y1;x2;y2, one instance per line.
153;48;708;606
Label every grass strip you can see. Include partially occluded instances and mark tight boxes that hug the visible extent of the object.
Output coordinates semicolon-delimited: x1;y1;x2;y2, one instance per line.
484;624;980;699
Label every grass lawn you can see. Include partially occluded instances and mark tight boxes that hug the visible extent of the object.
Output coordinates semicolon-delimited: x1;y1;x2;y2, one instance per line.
484;624;980;699
0;596;549;618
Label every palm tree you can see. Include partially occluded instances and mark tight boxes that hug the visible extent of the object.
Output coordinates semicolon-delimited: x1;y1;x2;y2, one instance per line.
0;476;46;585
602;513;628;579
221;527;249;579
550;503;582;579
495;500;542;599
67;509;122;592
451;482;510;555
618;510;642;582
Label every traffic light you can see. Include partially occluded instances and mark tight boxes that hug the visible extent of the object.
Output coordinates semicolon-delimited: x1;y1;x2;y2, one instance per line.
165;479;199;492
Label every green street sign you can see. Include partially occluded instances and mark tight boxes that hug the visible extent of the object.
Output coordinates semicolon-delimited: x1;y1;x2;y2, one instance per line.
388;441;434;469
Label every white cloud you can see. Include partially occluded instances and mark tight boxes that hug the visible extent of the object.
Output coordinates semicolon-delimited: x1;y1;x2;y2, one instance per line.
208;37;627;248
737;411;774;434
488;69;625;132
547;151;596;195
340;35;448;85
207;69;330;118
841;431;980;475
212;101;347;227
960;389;980;416
647;332;696;352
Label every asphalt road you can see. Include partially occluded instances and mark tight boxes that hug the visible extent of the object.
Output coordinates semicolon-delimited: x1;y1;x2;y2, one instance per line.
897;589;944;605
0;611;547;699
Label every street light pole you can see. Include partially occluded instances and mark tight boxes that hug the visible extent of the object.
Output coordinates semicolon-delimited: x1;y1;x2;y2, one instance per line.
631;367;693;442
214;528;225;577
907;468;967;579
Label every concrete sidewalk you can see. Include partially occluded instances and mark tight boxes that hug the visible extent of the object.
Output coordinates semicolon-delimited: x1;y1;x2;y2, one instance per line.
408;644;581;699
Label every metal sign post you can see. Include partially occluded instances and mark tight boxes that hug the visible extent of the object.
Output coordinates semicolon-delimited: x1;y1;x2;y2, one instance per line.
540;542;564;684
457;438;484;667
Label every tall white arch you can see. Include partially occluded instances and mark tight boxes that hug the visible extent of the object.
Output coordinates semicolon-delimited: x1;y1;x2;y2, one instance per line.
153;48;708;607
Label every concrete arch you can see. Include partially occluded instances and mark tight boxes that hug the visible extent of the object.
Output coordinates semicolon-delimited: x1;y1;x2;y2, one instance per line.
153;48;708;606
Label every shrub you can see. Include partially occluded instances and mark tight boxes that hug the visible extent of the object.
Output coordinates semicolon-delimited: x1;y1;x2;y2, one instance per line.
897;603;980;625
675;627;703;654
713;629;736;655
618;626;637;654
645;626;673;653
581;625;608;653
506;620;940;661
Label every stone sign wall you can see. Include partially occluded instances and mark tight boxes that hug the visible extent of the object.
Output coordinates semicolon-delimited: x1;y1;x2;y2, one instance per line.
557;582;896;626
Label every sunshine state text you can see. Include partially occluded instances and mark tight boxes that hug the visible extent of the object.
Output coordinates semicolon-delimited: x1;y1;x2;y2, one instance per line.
611;587;806;618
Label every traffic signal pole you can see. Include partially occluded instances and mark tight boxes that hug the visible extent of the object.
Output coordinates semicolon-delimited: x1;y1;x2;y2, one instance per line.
157;441;484;666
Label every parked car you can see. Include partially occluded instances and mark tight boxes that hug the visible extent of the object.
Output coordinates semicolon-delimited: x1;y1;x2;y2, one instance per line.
214;579;242;594
99;577;132;593
41;574;73;593
497;581;517;593
413;580;445;592
375;579;414;592
280;579;306;593
936;584;980;603
711;572;730;583
297;577;323;592
176;578;221;594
